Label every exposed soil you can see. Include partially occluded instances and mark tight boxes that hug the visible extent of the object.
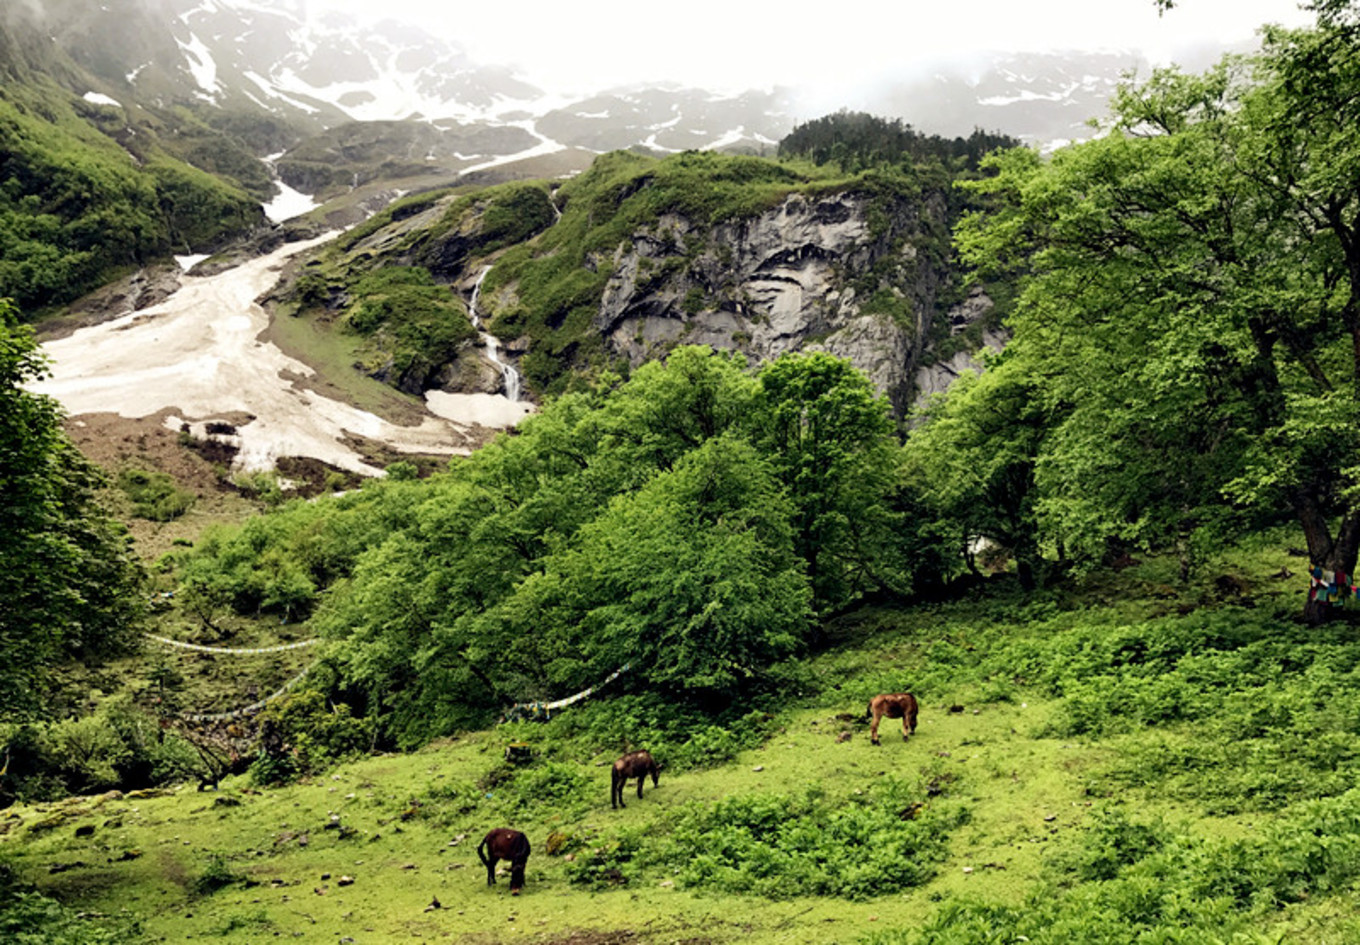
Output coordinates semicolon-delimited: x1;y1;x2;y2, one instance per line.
62;410;257;561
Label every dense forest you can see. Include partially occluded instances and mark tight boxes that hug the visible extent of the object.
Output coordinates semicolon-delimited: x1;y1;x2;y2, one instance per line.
5;4;1360;943
777;111;1018;173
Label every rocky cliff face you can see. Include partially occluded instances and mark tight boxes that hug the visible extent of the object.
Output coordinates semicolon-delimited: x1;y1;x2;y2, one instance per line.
296;157;1002;415
592;188;974;414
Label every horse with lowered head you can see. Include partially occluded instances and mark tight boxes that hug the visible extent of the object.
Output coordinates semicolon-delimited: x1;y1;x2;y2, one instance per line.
867;693;919;745
477;828;531;894
611;749;659;809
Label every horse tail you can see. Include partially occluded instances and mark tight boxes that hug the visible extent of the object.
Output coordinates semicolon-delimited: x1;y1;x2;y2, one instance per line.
865;699;873;721
476;835;491;868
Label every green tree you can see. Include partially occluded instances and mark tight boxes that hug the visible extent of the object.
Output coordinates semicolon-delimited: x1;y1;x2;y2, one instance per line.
905;354;1049;588
956;15;1360;618
754;351;903;613
537;433;813;698
0;299;143;720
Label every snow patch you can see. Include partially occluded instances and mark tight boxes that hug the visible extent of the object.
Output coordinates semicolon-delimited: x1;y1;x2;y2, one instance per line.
425;391;533;429
263;178;320;223
82;91;122;108
177;33;221;96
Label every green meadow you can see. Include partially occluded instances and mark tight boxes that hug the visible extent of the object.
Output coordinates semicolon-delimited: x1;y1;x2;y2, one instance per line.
7;536;1360;944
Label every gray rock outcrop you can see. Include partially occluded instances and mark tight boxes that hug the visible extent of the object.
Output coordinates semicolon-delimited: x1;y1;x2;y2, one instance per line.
594;188;977;413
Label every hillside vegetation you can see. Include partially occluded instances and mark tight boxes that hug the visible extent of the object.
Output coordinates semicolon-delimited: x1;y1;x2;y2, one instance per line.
286;138;997;402
0;79;265;316
6;545;1360;943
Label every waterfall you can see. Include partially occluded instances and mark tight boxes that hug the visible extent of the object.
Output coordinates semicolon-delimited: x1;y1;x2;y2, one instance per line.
469;266;520;402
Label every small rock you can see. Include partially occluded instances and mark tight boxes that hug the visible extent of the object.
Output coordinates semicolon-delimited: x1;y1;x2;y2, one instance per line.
1044;815;1056;822
337;875;354;886
752;765;764;772
962;866;974;874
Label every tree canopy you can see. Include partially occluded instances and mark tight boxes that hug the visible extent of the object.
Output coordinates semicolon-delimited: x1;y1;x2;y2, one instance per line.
941;13;1360;616
171;347;912;745
0;299;143;720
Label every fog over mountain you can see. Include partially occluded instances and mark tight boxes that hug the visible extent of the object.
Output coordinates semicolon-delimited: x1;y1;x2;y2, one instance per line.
17;0;1311;174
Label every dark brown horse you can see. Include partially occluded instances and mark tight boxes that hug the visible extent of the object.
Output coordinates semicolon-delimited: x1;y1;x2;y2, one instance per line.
477;828;531;894
867;693;919;745
611;750;659;809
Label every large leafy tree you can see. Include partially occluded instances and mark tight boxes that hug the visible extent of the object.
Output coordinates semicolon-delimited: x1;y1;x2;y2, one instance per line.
905;354;1049;588
956;11;1360;619
0;299;143;720
754;352;904;613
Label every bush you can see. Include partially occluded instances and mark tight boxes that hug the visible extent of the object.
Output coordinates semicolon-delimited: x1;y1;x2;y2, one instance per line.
656;777;962;900
564;831;644;889
192;853;240;897
251;690;374;782
117;468;195;521
1045;807;1170;883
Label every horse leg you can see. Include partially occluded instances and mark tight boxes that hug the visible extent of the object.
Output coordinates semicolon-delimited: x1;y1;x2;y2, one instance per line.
870;710;882;745
612;771;624;809
902;714;911;741
636;774;645;800
486;855;497;886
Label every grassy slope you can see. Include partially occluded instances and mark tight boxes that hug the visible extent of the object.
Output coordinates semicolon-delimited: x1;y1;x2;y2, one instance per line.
6;532;1360;943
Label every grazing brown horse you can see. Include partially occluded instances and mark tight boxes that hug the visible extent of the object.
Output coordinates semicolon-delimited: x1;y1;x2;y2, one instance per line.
611;750;660;809
477;828;531;894
867;693;919;745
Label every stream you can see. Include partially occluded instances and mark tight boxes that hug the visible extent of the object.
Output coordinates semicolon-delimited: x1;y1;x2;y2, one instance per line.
422;266;533;430
469;265;520;402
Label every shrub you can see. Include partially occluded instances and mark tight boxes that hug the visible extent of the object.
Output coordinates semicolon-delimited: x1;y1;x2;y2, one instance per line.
117;467;195;521
252;690;375;779
1045;807;1170;883
657;777;961;900
564;831;644;889
192;853;240;897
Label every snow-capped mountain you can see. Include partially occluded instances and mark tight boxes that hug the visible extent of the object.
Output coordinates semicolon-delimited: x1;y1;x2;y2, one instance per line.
26;0;791;194
859;51;1145;149
5;0;1262;210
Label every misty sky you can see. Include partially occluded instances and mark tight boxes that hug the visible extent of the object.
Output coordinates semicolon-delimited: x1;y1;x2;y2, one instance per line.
315;0;1315;93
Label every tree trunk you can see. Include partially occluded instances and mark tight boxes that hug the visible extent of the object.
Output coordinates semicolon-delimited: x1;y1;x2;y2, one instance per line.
1296;495;1360;625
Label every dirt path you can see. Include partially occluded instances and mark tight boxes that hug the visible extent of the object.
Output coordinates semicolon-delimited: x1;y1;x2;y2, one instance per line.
34;234;517;476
